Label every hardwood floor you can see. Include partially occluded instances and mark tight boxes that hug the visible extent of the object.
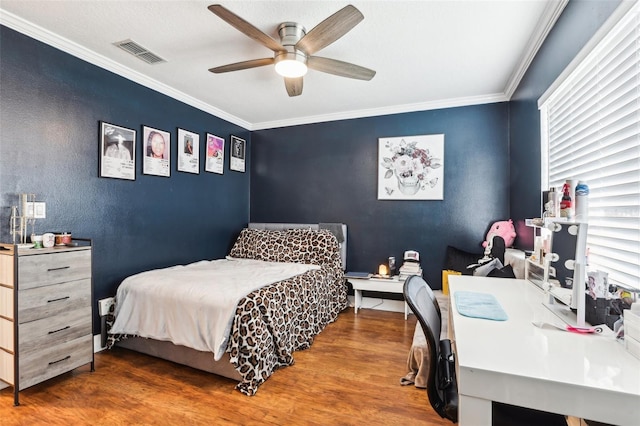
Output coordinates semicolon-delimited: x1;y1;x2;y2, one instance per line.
0;308;450;425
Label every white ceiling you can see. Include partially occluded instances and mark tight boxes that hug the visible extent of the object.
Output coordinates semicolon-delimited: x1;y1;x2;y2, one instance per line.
0;1;566;130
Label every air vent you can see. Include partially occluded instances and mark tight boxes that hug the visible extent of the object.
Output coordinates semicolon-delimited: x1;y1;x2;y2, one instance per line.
113;39;166;64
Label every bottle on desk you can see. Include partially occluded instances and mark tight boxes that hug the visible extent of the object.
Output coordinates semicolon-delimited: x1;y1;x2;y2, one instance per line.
560;182;573;219
543;187;559;218
575;181;589;222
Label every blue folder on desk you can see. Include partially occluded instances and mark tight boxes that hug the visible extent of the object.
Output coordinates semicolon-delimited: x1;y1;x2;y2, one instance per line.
454;291;508;321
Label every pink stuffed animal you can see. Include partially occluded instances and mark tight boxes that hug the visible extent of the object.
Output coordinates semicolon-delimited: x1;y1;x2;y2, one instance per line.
482;219;516;248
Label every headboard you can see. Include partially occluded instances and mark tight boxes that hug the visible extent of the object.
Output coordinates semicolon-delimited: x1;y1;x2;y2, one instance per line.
248;223;347;270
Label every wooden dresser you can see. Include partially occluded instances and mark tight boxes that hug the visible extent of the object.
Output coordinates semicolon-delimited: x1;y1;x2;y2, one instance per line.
0;241;94;406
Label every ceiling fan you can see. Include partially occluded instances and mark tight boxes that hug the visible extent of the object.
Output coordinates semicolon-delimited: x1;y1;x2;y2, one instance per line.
207;3;376;97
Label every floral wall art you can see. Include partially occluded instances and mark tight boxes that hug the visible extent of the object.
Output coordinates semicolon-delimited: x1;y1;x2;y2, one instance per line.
378;134;444;200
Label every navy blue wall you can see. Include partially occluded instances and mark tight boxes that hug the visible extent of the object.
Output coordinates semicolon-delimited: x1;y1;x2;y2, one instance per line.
251;104;510;288
509;0;621;241
0;0;622;329
0;26;251;333
251;0;622;288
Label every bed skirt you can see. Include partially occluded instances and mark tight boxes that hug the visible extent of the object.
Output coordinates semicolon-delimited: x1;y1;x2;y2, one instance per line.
116;337;242;381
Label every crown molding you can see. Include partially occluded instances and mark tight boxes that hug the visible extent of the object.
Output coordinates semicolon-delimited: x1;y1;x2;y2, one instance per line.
1;7;516;132
0;9;252;130
503;0;569;100
251;93;508;131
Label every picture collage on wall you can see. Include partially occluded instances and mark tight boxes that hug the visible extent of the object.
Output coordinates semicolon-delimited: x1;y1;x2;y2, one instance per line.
98;121;244;180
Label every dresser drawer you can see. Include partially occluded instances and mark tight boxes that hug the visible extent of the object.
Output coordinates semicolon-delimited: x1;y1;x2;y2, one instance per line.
19;306;91;354
0;317;13;352
18;250;91;290
0;285;13;319
18;279;90;323
0;349;14;386
0;252;14;288
19;334;92;390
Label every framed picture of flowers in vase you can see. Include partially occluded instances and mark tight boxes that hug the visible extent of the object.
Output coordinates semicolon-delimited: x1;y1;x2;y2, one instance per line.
378;134;444;200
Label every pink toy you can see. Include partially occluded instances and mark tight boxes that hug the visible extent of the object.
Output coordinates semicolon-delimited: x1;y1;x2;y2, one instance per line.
483;219;516;248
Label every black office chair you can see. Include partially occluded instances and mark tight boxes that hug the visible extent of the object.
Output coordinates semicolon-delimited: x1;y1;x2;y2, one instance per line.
403;275;567;425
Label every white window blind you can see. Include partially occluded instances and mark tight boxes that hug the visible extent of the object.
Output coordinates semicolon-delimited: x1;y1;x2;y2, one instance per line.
539;2;640;291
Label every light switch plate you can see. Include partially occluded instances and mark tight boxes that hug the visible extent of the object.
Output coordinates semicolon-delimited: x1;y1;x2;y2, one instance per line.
34;202;46;218
26;202;46;218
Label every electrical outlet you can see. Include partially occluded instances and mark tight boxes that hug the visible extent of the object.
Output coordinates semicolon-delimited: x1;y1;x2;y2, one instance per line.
98;297;115;316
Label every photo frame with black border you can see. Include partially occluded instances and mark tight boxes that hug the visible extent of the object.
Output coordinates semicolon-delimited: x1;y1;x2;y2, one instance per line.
230;135;246;173
177;128;200;174
99;121;136;181
142;125;171;177
205;133;225;174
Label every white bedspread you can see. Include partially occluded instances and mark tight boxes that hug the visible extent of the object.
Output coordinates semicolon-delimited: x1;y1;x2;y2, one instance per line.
110;257;320;360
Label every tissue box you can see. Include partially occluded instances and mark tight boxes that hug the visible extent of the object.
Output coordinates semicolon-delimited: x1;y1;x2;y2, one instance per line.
624;309;640;342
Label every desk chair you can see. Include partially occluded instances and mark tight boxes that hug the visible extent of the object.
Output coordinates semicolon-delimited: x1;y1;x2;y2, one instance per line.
403;275;567;425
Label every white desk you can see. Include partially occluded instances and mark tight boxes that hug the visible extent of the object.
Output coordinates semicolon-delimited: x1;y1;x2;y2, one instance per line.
448;276;640;426
348;276;409;320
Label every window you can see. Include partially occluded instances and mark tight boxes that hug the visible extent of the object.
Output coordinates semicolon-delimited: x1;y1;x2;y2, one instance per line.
539;2;640;291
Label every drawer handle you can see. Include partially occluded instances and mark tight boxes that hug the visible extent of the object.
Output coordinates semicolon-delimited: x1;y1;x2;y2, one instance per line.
48;355;71;366
48;325;71;335
47;266;70;272
47;296;70;303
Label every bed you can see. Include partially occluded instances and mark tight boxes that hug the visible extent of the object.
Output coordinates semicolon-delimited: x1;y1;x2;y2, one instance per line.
107;223;348;395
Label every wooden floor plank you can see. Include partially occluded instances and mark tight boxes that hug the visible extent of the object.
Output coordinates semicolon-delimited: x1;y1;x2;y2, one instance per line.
1;308;449;425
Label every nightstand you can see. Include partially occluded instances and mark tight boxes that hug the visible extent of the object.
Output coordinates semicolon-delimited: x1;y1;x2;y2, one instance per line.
347;276;409;320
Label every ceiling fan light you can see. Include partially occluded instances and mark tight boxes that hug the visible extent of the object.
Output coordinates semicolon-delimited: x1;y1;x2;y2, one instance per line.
275;59;308;78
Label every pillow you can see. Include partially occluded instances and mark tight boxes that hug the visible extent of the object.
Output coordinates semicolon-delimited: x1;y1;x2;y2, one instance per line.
228;228;341;268
284;228;340;266
228;228;258;259
252;230;289;262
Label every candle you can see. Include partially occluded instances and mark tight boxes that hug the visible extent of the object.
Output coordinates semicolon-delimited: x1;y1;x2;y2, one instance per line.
379;264;388;276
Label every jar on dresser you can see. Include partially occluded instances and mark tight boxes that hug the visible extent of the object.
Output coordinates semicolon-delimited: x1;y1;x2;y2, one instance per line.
0;240;94;406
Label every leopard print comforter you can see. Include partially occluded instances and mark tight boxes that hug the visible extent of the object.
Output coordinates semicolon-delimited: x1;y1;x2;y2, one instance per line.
108;228;347;396
228;228;347;395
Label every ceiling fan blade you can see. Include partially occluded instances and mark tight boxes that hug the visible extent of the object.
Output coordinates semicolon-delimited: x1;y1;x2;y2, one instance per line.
295;5;364;55
208;4;285;53
285;77;303;97
209;58;275;73
307;56;376;81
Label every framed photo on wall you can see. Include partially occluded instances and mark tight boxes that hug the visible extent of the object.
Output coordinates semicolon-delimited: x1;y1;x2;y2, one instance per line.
230;135;246;172
205;133;225;174
99;121;136;180
177;128;200;174
142;126;171;177
377;134;445;200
